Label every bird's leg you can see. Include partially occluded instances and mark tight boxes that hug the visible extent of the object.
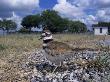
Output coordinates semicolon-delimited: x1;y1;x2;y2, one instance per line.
60;62;62;66
52;66;58;74
52;62;62;74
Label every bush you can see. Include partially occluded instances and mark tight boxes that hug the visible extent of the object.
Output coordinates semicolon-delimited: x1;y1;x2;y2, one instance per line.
0;44;7;51
18;27;30;33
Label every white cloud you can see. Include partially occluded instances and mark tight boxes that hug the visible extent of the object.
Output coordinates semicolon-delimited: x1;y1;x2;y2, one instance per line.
0;0;40;30
68;0;90;8
0;18;2;21
96;10;106;17
53;0;85;19
96;9;110;22
85;15;96;24
0;0;39;17
7;12;22;30
92;0;110;8
99;0;110;3
57;0;67;4
53;0;110;28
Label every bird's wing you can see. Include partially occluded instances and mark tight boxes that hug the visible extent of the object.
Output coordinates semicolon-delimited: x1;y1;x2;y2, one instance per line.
46;41;73;55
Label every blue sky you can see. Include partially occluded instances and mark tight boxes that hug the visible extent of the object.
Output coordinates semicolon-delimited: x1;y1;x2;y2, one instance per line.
39;0;57;9
0;0;110;28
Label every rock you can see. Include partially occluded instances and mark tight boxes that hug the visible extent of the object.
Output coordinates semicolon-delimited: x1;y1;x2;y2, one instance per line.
18;48;110;82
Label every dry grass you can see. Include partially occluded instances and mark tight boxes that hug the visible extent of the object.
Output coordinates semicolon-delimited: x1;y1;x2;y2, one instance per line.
54;34;109;49
0;34;42;58
0;34;110;82
0;34;42;82
0;34;109;58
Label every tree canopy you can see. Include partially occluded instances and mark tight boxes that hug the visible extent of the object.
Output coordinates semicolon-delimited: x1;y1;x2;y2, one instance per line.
92;22;110;27
21;9;87;33
0;19;17;33
21;14;41;32
68;21;87;33
41;10;69;33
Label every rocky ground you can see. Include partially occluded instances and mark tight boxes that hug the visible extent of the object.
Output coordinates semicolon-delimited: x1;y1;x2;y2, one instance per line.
2;48;108;82
0;46;110;82
1;34;110;82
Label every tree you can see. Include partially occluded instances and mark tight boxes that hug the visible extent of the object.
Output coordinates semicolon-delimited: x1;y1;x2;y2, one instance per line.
41;10;68;33
18;27;30;33
1;19;17;33
0;20;3;30
21;15;33;32
92;22;109;27
32;14;41;28
21;14;41;32
68;21;87;33
21;9;87;33
41;10;87;33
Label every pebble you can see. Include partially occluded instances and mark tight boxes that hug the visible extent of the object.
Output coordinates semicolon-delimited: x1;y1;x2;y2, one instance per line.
21;49;110;82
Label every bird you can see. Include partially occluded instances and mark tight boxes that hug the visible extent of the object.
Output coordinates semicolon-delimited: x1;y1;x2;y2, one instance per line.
44;40;74;65
43;39;94;73
39;28;91;73
44;40;89;64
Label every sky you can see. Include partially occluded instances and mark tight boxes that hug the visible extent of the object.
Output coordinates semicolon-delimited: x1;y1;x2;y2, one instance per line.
0;0;110;29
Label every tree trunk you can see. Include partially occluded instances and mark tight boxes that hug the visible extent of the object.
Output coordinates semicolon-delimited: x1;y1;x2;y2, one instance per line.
3;29;5;35
29;28;31;33
6;29;9;34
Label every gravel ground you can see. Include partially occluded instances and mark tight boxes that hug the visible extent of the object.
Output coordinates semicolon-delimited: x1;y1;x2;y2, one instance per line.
19;49;110;82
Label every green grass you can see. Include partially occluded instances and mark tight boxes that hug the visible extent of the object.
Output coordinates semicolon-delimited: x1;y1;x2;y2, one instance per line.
0;44;8;51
